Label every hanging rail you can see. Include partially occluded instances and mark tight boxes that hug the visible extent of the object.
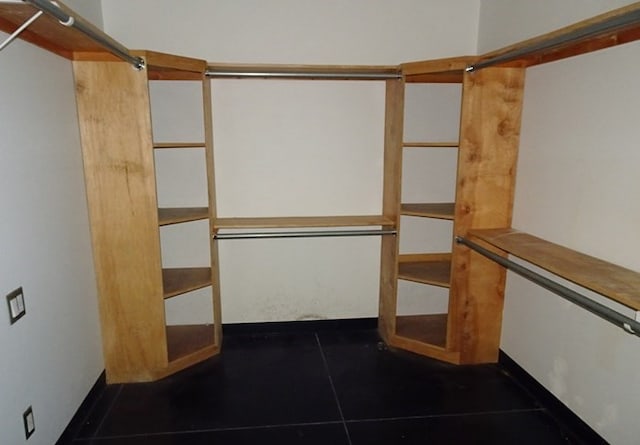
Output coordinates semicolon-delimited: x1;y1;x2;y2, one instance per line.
467;6;640;71
215;228;397;240
22;0;145;69
206;66;401;80
455;236;640;337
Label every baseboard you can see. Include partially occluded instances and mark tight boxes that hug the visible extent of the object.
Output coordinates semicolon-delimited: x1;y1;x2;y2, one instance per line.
498;351;608;445
222;317;378;334
55;371;106;445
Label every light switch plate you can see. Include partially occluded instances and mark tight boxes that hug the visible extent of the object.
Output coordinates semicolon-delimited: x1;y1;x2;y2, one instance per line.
6;287;26;324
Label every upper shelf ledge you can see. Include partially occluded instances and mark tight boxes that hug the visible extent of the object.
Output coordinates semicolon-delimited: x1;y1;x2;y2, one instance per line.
471;2;640;70
468;228;640;311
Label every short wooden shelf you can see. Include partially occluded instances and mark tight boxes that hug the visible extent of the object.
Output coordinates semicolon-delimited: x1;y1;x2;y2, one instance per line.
158;207;209;226
403;142;458;148
396;314;448;348
469;228;640;310
401;203;454;220
397;253;451;288
162;267;212;299
166;324;216;362
214;215;394;229
153;142;206;149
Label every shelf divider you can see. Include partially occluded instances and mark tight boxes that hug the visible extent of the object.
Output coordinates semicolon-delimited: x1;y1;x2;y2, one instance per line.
158;207;209;226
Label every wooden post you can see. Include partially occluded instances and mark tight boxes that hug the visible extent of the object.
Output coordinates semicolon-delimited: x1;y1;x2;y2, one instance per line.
450;66;526;363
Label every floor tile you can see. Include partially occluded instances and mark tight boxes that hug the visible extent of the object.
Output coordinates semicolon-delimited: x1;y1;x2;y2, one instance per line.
74;422;349;444
94;332;341;437
318;330;539;420
347;410;581;445
73;384;123;439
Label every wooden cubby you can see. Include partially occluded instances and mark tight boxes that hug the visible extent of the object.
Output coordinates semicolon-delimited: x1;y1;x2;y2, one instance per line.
378;56;526;364
71;51;222;383
3;0;640;382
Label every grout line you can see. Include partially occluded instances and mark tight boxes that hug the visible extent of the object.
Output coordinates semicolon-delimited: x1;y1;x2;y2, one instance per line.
315;333;353;445
90;384;124;439
88;420;347;440
343;407;546;424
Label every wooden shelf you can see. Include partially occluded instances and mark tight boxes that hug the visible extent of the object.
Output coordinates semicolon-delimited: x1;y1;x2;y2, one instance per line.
398;254;451;287
476;3;640;69
401;203;454;220
166;324;216;363
153;142;206;149
0;1;117;60
215;215;394;229
403;142;458;148
134;50;207;80
401;56;476;84
162;267;212;299
158;207;209;226
396;314;448;348
469;228;640;311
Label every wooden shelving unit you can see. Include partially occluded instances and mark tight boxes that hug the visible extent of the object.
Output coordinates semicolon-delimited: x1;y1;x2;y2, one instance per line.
4;0;640;381
70;45;222;382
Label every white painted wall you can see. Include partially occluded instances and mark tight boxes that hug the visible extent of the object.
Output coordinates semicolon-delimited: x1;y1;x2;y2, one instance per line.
102;1;479;323
0;4;103;443
478;1;640;443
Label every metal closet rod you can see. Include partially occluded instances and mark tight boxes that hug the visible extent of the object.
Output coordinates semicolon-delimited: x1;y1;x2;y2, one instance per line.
455;236;640;338
467;7;640;71
23;0;145;70
215;228;397;240
205;69;401;80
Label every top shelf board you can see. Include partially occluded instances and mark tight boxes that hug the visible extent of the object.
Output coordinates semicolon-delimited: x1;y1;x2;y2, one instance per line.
133;50;207;80
401;56;477;83
469;228;640;311
0;2;114;60
474;3;640;69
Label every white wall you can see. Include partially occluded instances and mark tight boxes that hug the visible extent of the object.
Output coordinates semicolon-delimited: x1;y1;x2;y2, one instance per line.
0;11;103;445
478;1;640;443
102;0;479;323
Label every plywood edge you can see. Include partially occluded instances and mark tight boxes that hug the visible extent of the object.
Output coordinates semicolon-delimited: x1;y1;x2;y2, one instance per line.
468;228;640;310
398;253;452;263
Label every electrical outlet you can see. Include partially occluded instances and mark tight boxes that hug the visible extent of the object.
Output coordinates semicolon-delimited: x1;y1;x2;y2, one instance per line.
23;406;34;439
6;287;26;325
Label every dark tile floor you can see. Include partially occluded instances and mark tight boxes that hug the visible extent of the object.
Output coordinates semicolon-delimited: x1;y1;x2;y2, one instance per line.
65;327;593;444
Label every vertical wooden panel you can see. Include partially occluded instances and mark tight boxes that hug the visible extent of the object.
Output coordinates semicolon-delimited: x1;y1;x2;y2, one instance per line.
203;78;223;345
378;78;405;341
73;61;167;382
450;67;526;363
